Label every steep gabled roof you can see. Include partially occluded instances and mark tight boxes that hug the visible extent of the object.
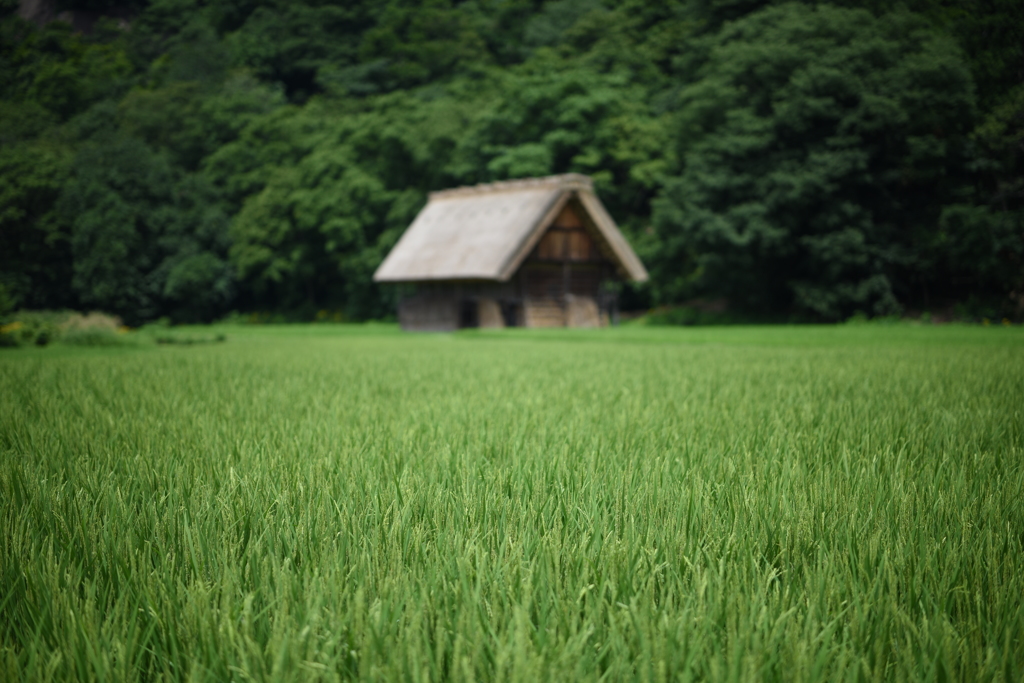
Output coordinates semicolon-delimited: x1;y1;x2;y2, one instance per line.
373;174;648;283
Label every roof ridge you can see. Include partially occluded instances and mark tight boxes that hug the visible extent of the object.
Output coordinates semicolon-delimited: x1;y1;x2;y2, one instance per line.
428;173;593;200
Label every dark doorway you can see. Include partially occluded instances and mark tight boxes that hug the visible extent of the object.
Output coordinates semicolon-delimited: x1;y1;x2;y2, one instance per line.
500;301;521;327
459;299;478;328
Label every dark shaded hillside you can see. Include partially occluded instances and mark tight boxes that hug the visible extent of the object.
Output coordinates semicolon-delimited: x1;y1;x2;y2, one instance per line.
2;0;1021;324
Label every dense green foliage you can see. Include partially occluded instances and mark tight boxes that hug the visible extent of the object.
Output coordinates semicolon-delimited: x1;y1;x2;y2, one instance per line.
1;0;1022;323
653;6;973;318
2;325;1023;679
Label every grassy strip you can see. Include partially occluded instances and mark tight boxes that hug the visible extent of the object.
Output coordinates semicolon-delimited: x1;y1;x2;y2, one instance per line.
1;325;1022;681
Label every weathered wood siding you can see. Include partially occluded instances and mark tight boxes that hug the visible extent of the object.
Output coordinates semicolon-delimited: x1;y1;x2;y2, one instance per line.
523;298;565;327
478;298;504;328
398;291;459;331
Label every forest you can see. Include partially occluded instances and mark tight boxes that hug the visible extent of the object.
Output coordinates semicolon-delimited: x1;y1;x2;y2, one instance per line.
1;0;1022;325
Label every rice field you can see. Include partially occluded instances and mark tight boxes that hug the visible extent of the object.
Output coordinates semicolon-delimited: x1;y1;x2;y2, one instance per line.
1;324;1023;682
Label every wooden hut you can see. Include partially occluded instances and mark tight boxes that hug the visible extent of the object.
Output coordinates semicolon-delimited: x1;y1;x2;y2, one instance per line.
374;174;648;330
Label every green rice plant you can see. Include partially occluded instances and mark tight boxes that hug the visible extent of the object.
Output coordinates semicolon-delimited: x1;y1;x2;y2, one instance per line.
1;324;1022;681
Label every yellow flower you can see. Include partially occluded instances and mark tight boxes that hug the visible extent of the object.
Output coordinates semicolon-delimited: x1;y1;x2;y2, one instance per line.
0;321;23;334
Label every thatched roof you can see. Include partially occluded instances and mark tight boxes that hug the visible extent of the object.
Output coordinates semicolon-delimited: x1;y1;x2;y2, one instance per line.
373;174;648;283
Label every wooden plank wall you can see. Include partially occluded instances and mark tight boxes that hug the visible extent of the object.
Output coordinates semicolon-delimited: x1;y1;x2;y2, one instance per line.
398;292;459;331
524;298;566;327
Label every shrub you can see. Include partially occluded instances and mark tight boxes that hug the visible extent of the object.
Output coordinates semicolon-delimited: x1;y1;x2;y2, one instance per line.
60;328;128;346
640;305;739;326
59;311;134;346
0;311;65;347
0;310;137;348
153;332;226;345
60;311;123;333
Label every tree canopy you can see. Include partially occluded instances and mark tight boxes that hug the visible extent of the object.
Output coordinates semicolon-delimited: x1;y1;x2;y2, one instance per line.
2;0;1021;322
651;4;976;319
